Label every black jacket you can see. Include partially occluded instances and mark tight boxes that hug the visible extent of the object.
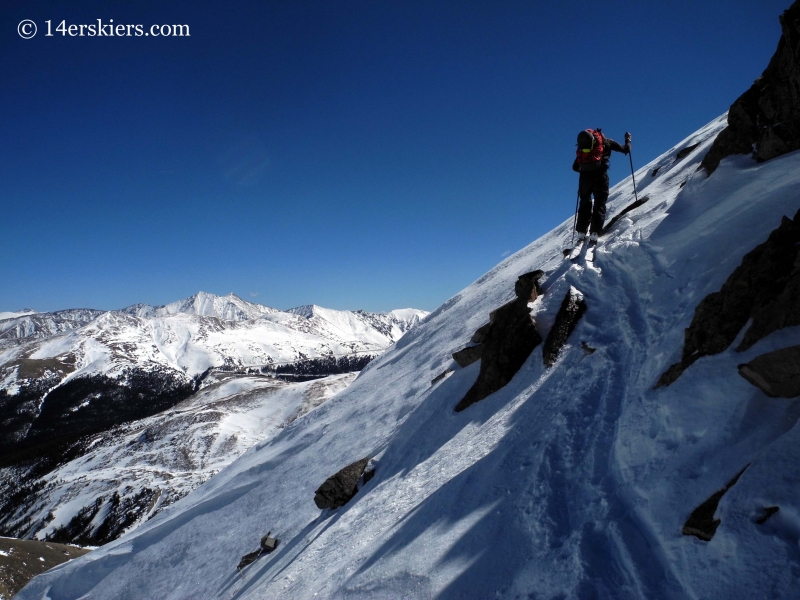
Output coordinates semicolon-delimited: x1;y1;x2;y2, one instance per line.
572;135;630;173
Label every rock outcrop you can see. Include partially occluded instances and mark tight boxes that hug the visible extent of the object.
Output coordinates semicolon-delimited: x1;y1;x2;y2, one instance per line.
755;506;780;525
236;534;279;572
602;196;649;235
313;457;373;510
455;272;543;412
738;251;800;351
682;466;748;541
738;345;800;398
452;344;482;368
543;287;587;367
701;1;800;174
657;210;800;387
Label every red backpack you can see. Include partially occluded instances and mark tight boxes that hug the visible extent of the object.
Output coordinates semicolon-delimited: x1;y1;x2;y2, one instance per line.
575;129;604;172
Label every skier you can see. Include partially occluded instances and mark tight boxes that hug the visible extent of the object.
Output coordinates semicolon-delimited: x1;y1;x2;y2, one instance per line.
572;129;632;243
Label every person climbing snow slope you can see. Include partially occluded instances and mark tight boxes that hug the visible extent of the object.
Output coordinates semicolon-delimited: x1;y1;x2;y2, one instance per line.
572;128;632;243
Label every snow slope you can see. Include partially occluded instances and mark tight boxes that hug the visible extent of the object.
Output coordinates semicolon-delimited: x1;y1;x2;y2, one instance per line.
19;115;800;599
4;373;355;545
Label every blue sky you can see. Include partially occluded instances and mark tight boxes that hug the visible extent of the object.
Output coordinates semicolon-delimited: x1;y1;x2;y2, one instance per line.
1;0;791;313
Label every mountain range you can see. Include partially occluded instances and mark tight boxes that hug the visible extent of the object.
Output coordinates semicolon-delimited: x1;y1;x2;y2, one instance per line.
0;293;426;546
11;3;800;597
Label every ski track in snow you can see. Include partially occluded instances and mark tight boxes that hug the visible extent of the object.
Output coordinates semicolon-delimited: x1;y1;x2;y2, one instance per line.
16;114;800;599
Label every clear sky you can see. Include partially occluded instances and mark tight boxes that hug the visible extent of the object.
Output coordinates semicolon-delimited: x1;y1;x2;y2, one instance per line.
1;0;791;313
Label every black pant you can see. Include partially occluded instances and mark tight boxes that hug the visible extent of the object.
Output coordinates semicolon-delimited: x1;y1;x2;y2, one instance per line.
576;171;609;234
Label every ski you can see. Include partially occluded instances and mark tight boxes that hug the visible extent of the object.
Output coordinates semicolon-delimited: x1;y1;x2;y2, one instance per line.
585;240;597;262
564;242;583;261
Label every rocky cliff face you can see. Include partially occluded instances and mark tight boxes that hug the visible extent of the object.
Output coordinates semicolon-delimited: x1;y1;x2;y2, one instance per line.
701;1;800;173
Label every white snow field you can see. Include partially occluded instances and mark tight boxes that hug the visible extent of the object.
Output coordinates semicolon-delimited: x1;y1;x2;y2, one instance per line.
18;115;800;599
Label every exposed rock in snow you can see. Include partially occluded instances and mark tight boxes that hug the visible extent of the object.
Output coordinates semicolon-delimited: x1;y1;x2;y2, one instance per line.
738;248;800;351
451;344;482;368
701;1;800;173
455;272;543;412
313;456;372;510
542;286;587;368
657;209;800;387
738;345;800;398
682;465;748;541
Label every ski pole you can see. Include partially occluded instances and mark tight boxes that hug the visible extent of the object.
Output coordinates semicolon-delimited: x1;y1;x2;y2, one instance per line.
571;186;580;247
627;135;639;203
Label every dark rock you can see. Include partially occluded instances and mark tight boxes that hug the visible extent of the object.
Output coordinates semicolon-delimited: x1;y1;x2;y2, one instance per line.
682;466;748;541
471;322;492;344
701;2;800;174
260;532;279;553
237;550;262;571
454;271;545;412
452;344;482;368
431;369;453;386
739;252;800;351
602;196;649;235
514;270;544;303
314;457;370;510
657;211;800;387
651;167;661;177
543;288;587;367
755;506;780;525
675;143;700;160
679;179;688;188
581;342;596;354
738;345;800;398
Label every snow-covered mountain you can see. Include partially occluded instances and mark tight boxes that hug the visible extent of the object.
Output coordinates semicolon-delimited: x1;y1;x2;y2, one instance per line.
0;310;36;321
18;36;800;597
120;291;279;321
0;292;427;402
0;309;104;343
15;6;800;597
0;294;427;546
2;372;356;546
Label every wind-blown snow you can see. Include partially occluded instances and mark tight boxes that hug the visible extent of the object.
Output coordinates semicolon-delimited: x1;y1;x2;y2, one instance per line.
19;115;800;599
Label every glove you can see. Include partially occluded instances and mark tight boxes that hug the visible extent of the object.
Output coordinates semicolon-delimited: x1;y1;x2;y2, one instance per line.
625;132;632;144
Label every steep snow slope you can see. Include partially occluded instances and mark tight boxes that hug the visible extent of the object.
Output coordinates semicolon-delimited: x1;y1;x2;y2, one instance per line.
19;115;800;599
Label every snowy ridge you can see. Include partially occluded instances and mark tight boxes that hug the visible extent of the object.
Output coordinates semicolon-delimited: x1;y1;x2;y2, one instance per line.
22;114;800;599
121;292;280;321
0;310;37;322
0;309;104;344
0;294;428;387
